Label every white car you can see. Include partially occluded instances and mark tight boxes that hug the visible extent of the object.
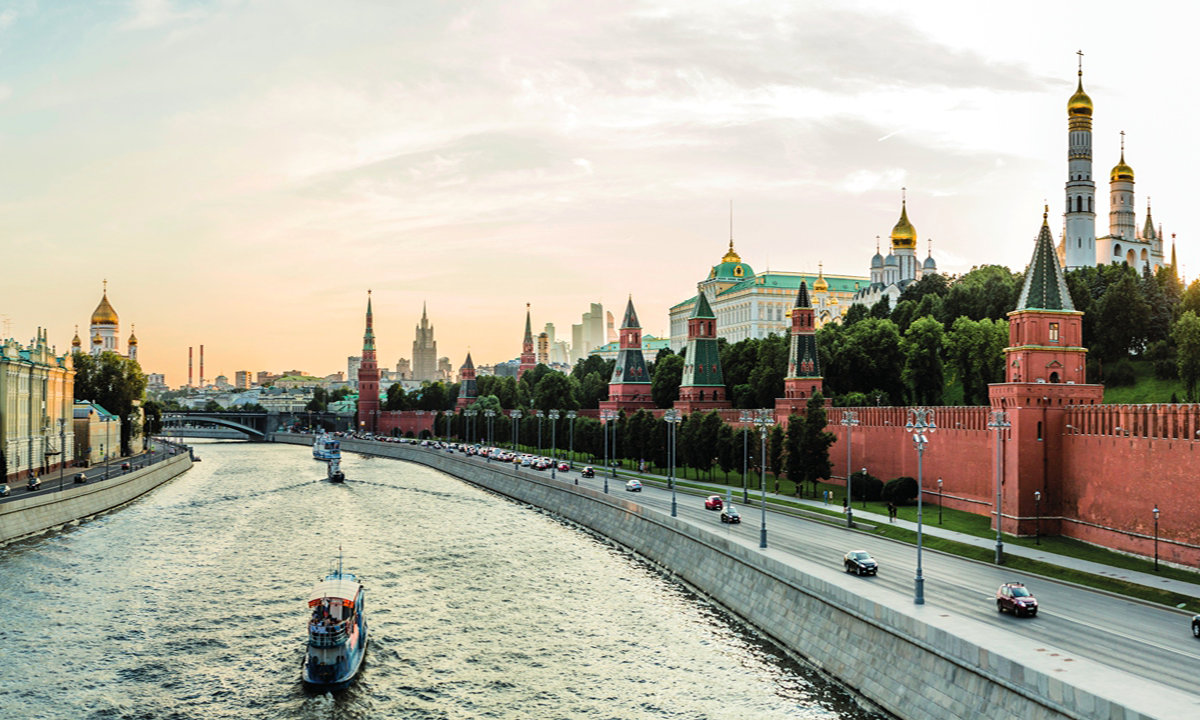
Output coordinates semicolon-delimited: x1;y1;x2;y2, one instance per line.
0;483;9;497
625;479;642;492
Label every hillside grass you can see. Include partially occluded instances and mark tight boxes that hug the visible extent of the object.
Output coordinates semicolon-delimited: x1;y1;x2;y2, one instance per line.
1101;359;1186;404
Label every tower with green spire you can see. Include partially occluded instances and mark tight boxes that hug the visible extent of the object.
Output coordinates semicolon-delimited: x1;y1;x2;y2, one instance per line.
357;291;380;433
675;290;730;413
601;297;656;411
518;304;536;379
776;280;823;416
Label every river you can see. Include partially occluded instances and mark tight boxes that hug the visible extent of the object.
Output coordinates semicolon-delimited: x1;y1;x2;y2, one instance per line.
0;440;886;720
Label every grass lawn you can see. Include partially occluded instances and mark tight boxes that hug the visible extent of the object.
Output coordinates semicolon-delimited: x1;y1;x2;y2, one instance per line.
1102;359;1186;404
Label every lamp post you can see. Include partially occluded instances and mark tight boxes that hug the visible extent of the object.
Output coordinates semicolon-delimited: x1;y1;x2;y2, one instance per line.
1034;491;1041;545
58;418;67;492
548;410;560;479
1153;505;1160;571
906;407;936;605
511;409;523;456
536;410;545;455
840;410;858;528
600;409;616;493
664;409;681;517
567;410;577;472
464;409;477;445
484;409;495;459
415;410;425;441
739;410;753;503
754;409;774;549
937;477;943;525
987;410;1011;565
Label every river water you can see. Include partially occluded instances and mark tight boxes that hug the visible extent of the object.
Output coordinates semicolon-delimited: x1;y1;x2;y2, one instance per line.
0;441;885;720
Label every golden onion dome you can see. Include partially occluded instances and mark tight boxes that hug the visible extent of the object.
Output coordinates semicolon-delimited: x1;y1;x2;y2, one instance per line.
813;264;829;292
891;200;917;249
91;288;119;326
92;332;103;345
1067;74;1093;117
128;325;138;346
71;326;82;348
1111;152;1134;182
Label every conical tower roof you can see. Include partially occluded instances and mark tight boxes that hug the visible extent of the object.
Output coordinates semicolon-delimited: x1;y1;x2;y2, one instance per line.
463;351;474;369
621;296;641;329
523;304;532;341
362;291;376;351
690;292;715;320
794;280;811;309
1143;201;1156;240
1016;209;1076;312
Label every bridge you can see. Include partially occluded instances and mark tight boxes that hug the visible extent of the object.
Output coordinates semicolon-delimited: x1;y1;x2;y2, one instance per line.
162;411;352;440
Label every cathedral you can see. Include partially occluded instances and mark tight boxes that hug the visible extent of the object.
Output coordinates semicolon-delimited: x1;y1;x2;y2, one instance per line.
72;281;138;362
1058;59;1172;273
850;194;938;310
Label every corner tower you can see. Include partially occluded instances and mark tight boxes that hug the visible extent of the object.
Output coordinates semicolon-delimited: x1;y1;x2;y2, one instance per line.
776;280;823;416
518;304;536;379
456;352;477;409
601;297;655;411
357;291;380;434
1063;54;1097;270
675;290;730;414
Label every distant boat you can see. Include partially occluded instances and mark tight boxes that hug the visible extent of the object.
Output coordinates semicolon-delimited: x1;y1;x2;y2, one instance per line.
313;433;339;461
327;457;345;483
302;556;368;691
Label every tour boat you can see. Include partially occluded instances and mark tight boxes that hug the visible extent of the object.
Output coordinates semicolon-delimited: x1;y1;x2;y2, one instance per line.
302;557;368;691
312;433;339;461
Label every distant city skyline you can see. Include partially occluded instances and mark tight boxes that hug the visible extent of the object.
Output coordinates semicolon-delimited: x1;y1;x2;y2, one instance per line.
2;1;1197;385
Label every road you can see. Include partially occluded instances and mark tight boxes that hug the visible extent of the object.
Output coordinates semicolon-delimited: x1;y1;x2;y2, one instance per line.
1;441;184;502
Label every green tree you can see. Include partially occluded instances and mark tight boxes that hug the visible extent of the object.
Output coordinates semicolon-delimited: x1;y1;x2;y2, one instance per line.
784;412;804;494
944;317;1007;405
384;384;410;411
768;424;785;493
532;371;578;411
717;423;736;481
749;334;789;408
825;318;905;401
142;399;164;435
578;372;608;409
902;315;946;405
1093;269;1151;361
699;412;723;480
795;394;835;497
73;351;148;455
651;354;684;408
1173;311;1200;401
870;295;892;320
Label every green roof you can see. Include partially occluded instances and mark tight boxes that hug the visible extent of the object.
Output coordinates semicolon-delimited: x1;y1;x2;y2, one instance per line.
719;272;866;297
1016;217;1075;312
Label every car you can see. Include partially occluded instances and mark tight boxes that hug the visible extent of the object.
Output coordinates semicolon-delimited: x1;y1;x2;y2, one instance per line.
0;483;9;497
27;477;41;491
625;479;642;492
1193;615;1200;638
844;550;878;576
558;462;569;472
74;473;87;484
720;505;741;523
996;582;1038;617
582;466;595;478
121;462;131;471
704;495;723;511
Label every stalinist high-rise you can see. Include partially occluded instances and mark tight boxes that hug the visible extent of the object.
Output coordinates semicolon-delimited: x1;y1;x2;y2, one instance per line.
412;303;438;382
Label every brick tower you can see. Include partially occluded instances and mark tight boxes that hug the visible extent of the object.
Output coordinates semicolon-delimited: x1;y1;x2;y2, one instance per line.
989;209;1103;536
357;291;380;434
518;304;536;379
601;296;656;411
776;279;824;417
456;352;477;409
675;290;730;414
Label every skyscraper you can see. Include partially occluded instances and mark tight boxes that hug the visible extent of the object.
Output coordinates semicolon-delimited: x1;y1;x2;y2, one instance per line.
412;303;438;382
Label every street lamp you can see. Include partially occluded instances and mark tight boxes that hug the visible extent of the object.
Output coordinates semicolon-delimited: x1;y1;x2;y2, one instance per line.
906;407;936;605
987;410;1011;565
664;409;682;517
937;477;943;525
600;409;617;493
58;418;67;492
484;409;496;459
566;410;577;473
840;410;858;528
1153;505;1160;571
548;410;560;479
753;409;775;549
464;409;477;444
511;409;523;456
536;410;545;455
739;410;753;503
1034;491;1041;545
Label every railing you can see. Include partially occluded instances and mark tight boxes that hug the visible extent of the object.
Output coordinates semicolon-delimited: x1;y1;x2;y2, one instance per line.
308;620;349;647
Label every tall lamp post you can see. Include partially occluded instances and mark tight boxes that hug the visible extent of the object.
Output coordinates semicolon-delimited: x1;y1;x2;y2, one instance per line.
840;410;858;528
548;410;560;479
1034;491;1041;545
464;409;477;445
906;407;936;605
58;418;67;492
1153;505;1160;571
753;409;774;549
600;409;616;493
987;410;1011;565
566;411;577;471
536;410;545;455
484;409;495;459
511;409;523;456
739;410;753;503
937;477;943;525
664;409;681;517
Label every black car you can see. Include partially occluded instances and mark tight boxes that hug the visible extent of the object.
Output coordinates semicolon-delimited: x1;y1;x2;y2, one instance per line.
1192;615;1199;638
74;473;87;483
581;466;595;478
27;477;41;491
843;550;878;576
720;506;741;524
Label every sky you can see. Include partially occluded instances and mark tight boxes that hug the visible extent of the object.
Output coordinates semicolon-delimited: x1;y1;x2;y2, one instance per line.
3;0;1198;386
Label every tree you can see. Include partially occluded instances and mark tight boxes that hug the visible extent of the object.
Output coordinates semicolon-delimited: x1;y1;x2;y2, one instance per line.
768;424;785;493
651;354;684;408
824;318;905;401
385;384;410;411
784;412;804;494
902;315;946;405
532;371;578;410
870;295;892;320
578;372;608;409
699;412;723;481
795;394;836;497
717;423;736;481
882;476;919;504
944;317;1007;405
749;334;788;408
1092;269;1151;361
73;351;148;455
1173;311;1200;401
142;399;164;436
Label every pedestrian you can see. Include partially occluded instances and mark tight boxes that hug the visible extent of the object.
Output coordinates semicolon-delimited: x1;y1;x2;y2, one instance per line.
888;502;896;522
842;498;848;513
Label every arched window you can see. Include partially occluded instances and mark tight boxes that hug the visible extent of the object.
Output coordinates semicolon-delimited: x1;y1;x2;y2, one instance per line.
1088;197;1093;212
1050;372;1060;383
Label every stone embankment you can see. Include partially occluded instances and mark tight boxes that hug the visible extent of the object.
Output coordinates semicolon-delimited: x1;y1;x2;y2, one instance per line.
276;434;1191;720
1;452;193;544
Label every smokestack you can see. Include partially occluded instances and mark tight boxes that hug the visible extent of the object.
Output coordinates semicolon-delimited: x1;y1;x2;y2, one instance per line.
188;347;193;387
200;345;205;387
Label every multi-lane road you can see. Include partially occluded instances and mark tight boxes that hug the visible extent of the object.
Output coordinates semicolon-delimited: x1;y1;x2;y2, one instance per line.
1;442;182;503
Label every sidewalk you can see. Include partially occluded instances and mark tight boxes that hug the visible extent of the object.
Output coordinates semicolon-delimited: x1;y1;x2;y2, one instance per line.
615;464;1200;603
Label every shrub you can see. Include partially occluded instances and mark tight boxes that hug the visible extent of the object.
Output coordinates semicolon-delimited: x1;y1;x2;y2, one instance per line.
849;470;883;501
882;476;919;504
1106;358;1137;387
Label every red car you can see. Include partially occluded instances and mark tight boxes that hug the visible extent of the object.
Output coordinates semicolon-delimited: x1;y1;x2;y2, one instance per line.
996;582;1038;617
705;495;723;511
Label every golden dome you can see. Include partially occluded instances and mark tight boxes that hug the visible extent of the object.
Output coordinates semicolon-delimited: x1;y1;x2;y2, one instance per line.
1111;151;1134;182
1067;74;1092;117
92;332;102;345
128;325;138;346
721;238;741;264
891;199;917;249
813;264;829;292
71;326;82;348
90;283;119;326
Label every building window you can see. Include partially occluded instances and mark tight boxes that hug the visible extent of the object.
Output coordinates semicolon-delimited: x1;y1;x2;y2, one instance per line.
1049;322;1059;343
